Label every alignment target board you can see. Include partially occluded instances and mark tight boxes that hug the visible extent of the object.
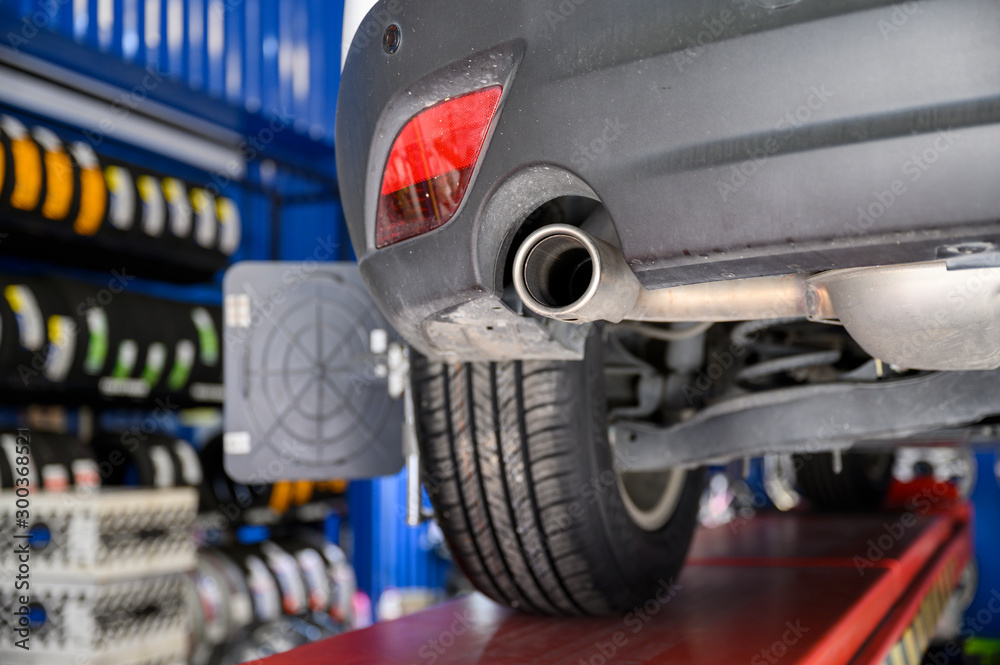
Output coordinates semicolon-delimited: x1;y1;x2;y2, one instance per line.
223;262;403;481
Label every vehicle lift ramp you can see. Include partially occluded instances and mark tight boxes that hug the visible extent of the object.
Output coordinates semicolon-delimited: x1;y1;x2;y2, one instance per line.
262;509;971;665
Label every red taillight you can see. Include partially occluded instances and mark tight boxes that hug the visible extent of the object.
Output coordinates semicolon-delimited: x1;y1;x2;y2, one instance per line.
376;86;502;248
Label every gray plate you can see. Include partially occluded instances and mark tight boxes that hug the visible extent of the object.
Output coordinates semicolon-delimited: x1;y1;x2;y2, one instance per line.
222;262;403;482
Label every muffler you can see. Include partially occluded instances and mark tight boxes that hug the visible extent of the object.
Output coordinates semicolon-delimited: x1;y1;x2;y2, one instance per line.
512;224;1000;371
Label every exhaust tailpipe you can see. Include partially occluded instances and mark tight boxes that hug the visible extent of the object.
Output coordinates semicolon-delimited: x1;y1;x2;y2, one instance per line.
512;224;814;324
512;225;641;323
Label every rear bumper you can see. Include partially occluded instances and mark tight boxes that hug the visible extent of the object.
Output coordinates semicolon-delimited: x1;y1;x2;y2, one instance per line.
336;0;1000;360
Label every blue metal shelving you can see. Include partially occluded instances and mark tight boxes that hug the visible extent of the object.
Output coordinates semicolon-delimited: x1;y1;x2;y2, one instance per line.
0;0;341;147
0;0;450;617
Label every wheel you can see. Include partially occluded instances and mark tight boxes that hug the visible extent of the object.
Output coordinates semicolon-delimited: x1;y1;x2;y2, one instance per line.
411;333;704;615
794;451;894;512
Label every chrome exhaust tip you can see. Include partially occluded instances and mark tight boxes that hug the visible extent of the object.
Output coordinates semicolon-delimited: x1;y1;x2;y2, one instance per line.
512;224;640;323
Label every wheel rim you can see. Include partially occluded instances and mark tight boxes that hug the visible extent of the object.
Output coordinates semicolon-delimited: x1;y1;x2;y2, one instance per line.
615;468;686;532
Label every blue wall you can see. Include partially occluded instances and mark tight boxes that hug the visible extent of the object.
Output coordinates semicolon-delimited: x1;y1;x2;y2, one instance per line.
966;451;1000;639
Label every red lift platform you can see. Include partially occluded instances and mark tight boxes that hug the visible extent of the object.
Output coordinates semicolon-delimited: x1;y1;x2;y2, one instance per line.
264;509;971;665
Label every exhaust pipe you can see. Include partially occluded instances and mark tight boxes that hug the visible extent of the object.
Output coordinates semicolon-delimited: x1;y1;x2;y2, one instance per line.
511;224;1000;371
512;224;642;323
512;224;815;324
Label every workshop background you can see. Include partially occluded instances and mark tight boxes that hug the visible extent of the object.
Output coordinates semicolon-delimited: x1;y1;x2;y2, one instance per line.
0;1;452;663
0;1;997;664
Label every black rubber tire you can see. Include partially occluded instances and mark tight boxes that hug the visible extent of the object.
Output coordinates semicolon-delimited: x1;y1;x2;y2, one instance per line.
91;433;157;487
794;451;894;512
411;334;704;616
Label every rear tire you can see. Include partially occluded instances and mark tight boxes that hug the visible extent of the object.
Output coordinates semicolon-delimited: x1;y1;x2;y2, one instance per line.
411;334;704;615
